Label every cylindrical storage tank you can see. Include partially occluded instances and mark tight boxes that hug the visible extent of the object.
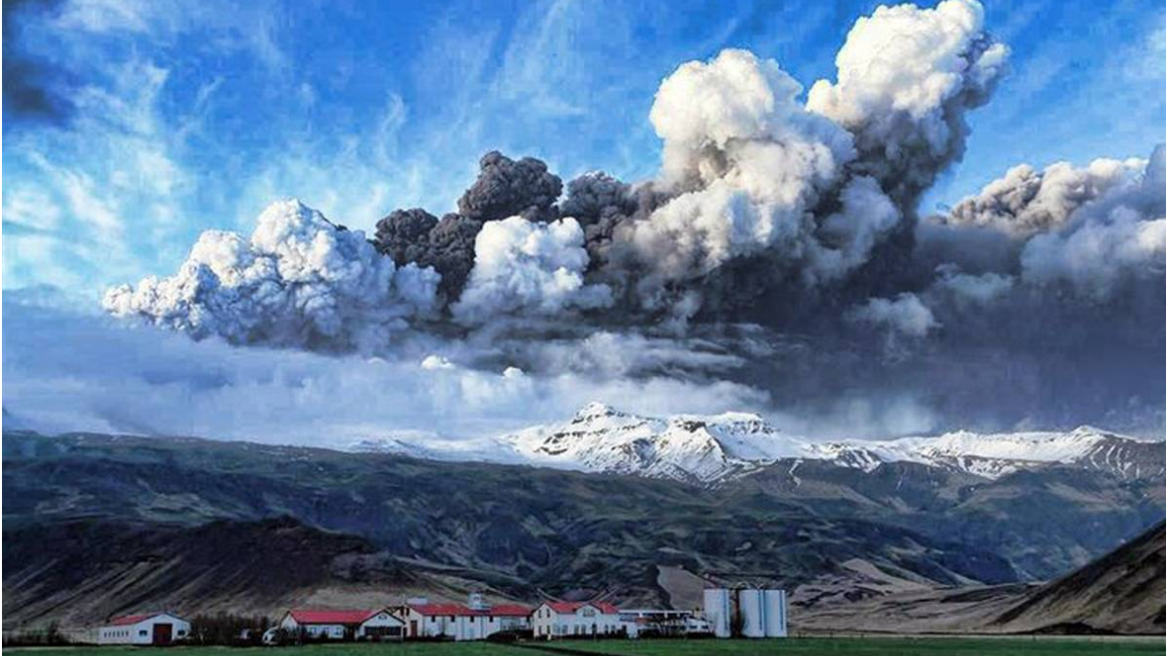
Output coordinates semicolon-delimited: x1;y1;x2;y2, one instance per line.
737;588;765;638
702;589;731;638
763;589;787;637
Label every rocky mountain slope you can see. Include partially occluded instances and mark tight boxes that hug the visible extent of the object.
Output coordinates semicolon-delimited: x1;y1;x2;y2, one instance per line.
4;518;411;630
989;522;1165;634
3;429;1016;630
795;522;1166;635
354;403;1166;487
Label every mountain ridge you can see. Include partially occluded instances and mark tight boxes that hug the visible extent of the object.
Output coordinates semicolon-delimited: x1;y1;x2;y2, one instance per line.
3;428;1163;630
351;403;1166;486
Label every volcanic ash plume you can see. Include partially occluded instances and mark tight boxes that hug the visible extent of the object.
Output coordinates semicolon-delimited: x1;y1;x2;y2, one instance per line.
95;0;1167;433
923;146;1166;301
939;157;1150;237
103;0;1017;345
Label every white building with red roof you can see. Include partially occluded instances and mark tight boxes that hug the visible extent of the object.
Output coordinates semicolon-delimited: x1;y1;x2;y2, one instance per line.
531;601;624;639
399;595;532;641
278;608;403;641
97;612;190;645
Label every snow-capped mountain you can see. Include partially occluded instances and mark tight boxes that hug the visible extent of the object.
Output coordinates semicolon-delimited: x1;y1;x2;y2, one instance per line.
351;403;1165;486
817;426;1166;481
501;402;813;484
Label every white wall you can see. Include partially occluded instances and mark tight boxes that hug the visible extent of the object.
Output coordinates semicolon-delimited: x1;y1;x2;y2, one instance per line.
401;608;531;641
401;609;451;639
531;604;623;639
358;611;403;639
279;616;346;640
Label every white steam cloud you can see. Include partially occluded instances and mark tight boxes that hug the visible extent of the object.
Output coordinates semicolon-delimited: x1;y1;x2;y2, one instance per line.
808;0;1008;200
104;199;440;351
942;157;1148;237
930;146;1166;301
630;49;856;284
848;292;939;337
453;216;613;322
1021;212;1166;300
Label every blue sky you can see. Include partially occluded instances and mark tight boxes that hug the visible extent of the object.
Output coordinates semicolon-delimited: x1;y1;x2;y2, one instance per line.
3;0;1165;297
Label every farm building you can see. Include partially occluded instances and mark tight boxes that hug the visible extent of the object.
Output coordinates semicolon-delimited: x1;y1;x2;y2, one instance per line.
399;595;532;641
531;601;623;639
97;612;190;645
278;608;403;640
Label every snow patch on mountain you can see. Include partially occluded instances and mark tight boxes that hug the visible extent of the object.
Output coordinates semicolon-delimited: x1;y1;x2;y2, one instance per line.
498;402;813;483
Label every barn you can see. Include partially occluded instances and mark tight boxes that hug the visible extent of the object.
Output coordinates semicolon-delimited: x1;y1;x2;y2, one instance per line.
97;612;191;645
278;608;403;641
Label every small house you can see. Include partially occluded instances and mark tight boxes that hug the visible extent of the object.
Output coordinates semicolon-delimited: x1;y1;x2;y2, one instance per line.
279;608;403;641
399;597;532;641
530;601;623;639
98;612;190;645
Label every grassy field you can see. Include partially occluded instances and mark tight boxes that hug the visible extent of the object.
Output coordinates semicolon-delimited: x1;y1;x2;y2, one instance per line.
531;636;1166;655
6;638;1165;656
4;646;515;656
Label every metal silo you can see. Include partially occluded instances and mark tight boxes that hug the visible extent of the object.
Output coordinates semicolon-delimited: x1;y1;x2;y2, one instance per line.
763;589;788;637
702;588;731;638
737;588;765;638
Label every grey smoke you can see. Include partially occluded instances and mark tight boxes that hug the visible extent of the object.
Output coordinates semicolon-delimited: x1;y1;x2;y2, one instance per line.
558;171;638;228
456;150;563;222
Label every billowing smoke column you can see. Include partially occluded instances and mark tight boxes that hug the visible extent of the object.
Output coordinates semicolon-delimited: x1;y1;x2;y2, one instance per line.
628;49;857;290
457;151;562;222
373;151;564;302
102;0;1019;340
102;0;1166;434
939;157;1148;237
806;0;1008;205
104;200;440;352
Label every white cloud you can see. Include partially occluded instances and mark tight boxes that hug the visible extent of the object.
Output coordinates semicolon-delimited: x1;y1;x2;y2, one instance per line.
454;217;612;322
941;156;1146;237
628;48;856;288
1021;211;1166;301
3;296;770;443
807;0;1008;196
103;199;440;352
933;268;1014;305
848;293;939;337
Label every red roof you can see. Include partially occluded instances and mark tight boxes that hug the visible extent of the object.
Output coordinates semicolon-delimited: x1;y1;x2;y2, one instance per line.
545;601;619;615
287;609;381;625
109;613;163;626
408;603;533;617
